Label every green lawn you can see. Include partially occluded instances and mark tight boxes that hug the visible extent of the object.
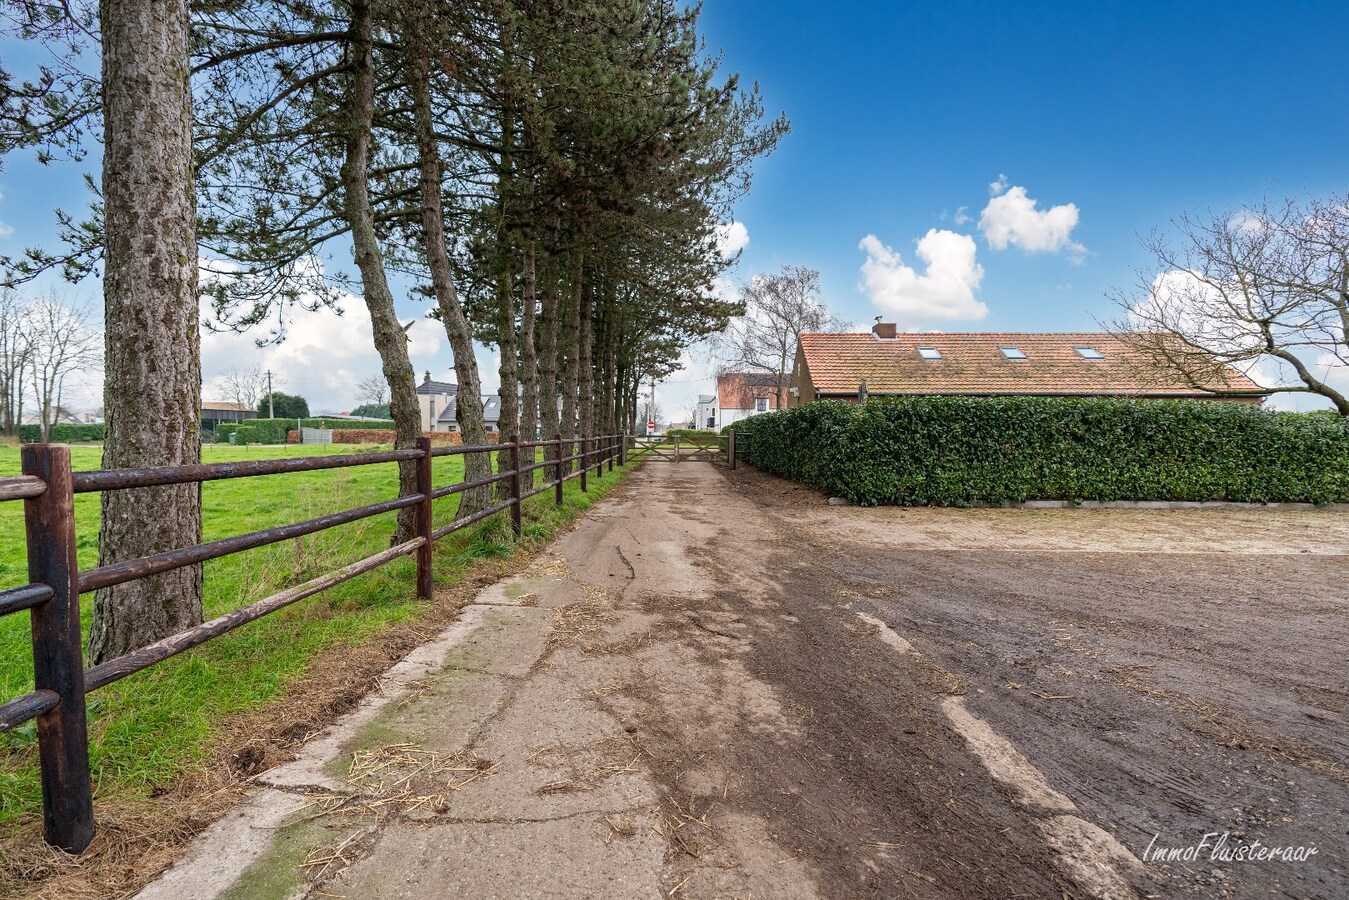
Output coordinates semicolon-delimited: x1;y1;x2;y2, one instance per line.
0;442;628;825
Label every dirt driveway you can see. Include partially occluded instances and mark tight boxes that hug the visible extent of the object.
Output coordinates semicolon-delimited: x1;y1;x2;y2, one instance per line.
708;464;1347;899
138;459;1346;900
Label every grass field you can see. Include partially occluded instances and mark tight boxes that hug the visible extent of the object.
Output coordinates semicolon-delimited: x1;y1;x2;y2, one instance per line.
0;441;628;826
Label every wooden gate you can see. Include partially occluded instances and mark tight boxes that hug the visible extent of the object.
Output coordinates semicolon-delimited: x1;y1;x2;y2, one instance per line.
630;436;721;463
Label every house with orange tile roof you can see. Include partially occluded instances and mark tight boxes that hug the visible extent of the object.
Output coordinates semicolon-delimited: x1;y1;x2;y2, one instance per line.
700;372;781;429
788;322;1265;406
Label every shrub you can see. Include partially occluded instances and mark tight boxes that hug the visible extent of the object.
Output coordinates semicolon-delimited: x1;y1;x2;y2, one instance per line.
301;417;396;431
233;425;262;444
664;428;719;444
731;398;1349;506
19;423;106;443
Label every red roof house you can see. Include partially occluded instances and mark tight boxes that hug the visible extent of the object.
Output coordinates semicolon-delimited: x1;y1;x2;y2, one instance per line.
788;323;1264;405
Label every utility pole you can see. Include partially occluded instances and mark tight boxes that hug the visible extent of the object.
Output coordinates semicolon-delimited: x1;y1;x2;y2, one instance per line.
266;369;274;418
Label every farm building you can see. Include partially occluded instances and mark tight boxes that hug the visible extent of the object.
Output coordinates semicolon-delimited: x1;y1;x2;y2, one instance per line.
201;401;257;431
788;323;1265;406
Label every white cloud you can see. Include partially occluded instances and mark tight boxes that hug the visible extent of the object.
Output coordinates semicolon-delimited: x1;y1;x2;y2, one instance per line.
979;184;1086;259
653;345;718;427
714;221;749;257
1130;269;1349;410
1228;209;1266;235
1263;352;1349;411
201;297;445;414
1130;269;1262;352
858;231;988;321
0;188;13;237
198;257;447;413
953;205;971;226
988;174;1009;197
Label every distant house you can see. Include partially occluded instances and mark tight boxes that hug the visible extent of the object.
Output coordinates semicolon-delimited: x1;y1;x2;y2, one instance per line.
788;324;1265;406
201;401;257;431
416;371;504;433
702;372;780;429
693;394;716;429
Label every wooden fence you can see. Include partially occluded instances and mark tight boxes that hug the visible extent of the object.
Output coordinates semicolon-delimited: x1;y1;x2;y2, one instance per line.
0;432;625;852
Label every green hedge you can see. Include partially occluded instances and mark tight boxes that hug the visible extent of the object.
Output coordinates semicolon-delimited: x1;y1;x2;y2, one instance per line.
217;420;287;444
215;417;396;444
729;398;1349;506
664;428;720;445
18;423;106;443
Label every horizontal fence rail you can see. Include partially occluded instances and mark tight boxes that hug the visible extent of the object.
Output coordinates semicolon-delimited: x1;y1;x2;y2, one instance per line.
0;431;627;852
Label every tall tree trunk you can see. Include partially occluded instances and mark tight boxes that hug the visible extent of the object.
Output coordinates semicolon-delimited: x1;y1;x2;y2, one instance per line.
537;204;562;471
408;40;491;517
90;0;203;662
559;256;582;469
495;267;519;499
598;288;618;435
578;277;595;443
603;325;617;434
341;0;419;542
519;243;539;488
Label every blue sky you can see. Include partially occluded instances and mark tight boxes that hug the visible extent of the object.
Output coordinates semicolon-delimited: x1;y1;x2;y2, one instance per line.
700;0;1348;328
2;1;1347;416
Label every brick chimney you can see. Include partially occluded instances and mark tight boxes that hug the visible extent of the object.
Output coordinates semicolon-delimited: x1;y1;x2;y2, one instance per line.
872;322;897;339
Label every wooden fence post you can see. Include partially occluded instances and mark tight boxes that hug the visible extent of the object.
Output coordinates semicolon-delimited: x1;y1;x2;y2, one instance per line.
607;435;614;473
415;437;433;599
595;435;603;479
618;434;626;467
728;429;736;470
22;443;94;853
579;436;588;492
674;436;680;463
508;435;522;536
554;433;564;506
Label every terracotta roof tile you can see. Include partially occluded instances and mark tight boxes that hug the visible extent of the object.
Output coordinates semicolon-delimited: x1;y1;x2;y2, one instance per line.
799;332;1262;397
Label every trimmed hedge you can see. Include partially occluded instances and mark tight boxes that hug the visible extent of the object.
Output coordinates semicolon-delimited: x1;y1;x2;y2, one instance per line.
18;423;106;443
216;417;397;445
326;430;498;445
664;428;719;445
729;398;1349;506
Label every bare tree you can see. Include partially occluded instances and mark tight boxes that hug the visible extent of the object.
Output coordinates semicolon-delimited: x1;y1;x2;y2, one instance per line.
27;296;101;441
1110;194;1349;415
0;290;33;436
714;265;848;408
356;372;390;407
216;365;267;414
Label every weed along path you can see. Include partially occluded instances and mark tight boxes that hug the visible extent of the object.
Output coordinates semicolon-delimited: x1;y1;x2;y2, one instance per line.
134;460;1346;900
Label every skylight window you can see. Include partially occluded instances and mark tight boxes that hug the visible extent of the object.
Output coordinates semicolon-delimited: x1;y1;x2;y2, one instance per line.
917;347;942;360
1074;346;1105;360
999;346;1027;360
